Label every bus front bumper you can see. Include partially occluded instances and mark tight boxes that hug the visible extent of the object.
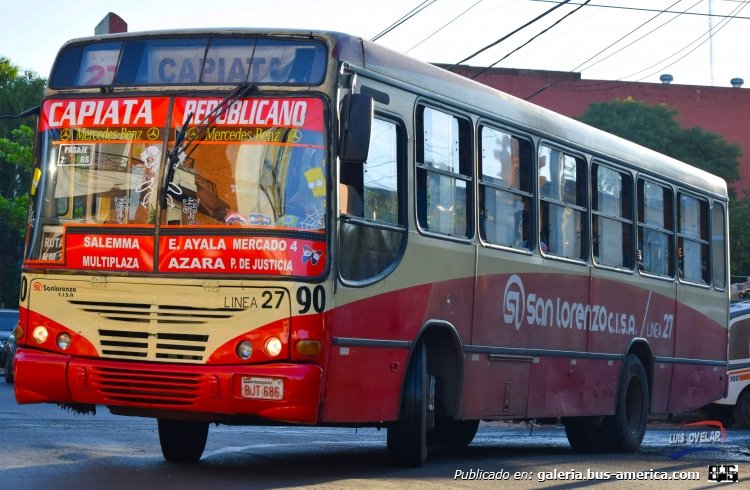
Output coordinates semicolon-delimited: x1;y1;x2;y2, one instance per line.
13;348;323;424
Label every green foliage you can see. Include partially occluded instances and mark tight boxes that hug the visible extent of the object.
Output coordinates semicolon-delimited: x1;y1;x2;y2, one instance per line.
0;57;44;308
579;98;748;280
578;98;741;183
0;125;34;200
729;199;750;282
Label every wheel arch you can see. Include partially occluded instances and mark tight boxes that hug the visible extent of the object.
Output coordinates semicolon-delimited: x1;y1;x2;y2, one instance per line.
625;338;654;406
407;320;464;419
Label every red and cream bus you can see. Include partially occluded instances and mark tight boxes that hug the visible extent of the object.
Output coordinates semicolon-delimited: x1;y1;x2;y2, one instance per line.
13;28;728;466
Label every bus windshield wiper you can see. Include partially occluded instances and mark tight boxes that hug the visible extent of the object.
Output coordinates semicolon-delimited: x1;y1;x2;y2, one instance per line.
162;82;256;208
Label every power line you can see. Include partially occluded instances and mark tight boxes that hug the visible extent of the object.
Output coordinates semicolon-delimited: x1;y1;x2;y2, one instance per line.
529;0;750;20
522;0;691;100
371;0;438;42
446;0;574;70
557;0;701;87
470;0;592;80
629;0;750;83
406;0;484;54
525;0;750;98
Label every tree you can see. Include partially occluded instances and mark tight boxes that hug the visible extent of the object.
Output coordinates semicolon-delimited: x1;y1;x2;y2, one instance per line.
0;57;44;308
578;98;748;282
578;98;741;183
729;198;750;283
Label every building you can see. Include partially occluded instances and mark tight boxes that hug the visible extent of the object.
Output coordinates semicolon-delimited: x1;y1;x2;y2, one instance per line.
446;65;750;196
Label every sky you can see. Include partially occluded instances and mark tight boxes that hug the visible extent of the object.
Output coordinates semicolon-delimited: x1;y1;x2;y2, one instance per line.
1;0;748;88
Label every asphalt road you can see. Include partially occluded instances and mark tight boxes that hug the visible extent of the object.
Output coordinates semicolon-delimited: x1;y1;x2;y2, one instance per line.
0;378;748;489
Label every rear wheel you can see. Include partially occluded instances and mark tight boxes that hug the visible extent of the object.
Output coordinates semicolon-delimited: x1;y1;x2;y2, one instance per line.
602;355;649;452
699;403;735;428
562;417;604;452
428;418;479;448
733;390;750;428
158;419;209;463
387;343;431;466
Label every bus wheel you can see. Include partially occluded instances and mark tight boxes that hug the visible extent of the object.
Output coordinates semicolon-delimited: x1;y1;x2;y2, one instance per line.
733;390;750;428
602;355;649;452
428;418;479;448
562;417;604;452
699;403;734;428
387;343;431;466
158;419;209;463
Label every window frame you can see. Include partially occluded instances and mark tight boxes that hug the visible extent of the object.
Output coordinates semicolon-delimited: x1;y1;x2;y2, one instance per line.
591;161;636;272
537;141;588;262
477;123;534;252
414;103;474;241
636;176;676;280
676;189;711;286
338;111;408;286
711;200;727;291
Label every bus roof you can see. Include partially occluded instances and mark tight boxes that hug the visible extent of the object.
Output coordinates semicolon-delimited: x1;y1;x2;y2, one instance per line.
344;35;727;200
54;28;727;200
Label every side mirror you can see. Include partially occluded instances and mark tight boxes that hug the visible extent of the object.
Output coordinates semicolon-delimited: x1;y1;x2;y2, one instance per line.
338;93;373;164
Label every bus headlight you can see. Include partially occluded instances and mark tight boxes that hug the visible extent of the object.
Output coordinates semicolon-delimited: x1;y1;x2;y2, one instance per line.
236;340;254;360
57;332;72;350
32;326;48;344
264;337;282;357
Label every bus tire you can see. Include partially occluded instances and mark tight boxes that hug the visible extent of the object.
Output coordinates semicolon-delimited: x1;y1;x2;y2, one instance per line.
428;418;479;448
4;353;12;383
562;417;604;452
733;390;750;428
699;403;734;428
602;355;649;452
158;419;209;463
387;342;429;467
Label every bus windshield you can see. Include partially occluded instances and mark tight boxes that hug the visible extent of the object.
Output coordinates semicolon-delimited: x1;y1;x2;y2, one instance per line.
25;95;328;277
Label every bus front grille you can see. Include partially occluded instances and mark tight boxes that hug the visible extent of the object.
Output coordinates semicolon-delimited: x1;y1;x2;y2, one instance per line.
98;329;209;362
91;366;202;406
67;300;234;363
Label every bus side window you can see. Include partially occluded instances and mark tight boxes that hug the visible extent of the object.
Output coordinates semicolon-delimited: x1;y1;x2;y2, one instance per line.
637;179;674;277
711;202;727;289
479;127;532;249
416;106;472;238
339;117;405;282
538;145;586;259
591;164;633;268
677;192;710;284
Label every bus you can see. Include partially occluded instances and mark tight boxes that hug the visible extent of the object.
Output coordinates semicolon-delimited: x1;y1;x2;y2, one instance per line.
703;300;750;428
13;28;729;466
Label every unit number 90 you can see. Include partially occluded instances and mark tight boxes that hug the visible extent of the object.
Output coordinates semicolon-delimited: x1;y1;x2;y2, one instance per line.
297;285;325;314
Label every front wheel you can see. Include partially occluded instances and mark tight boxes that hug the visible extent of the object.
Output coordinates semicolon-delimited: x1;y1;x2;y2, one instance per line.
3;350;12;384
158;419;209;463
602;355;649;452
387;343;431;466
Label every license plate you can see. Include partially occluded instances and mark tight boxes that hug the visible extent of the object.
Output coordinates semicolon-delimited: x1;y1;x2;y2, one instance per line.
241;376;283;400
